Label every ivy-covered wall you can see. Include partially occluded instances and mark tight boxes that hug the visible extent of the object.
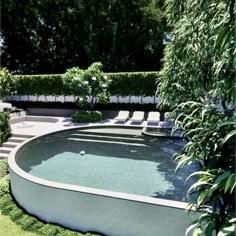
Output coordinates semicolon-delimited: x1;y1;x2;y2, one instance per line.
11;72;159;96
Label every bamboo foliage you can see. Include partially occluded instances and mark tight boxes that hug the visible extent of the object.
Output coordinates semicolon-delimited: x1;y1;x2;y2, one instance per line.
159;0;236;235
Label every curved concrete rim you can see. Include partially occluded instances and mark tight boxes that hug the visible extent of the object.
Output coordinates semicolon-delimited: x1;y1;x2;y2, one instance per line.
8;124;188;210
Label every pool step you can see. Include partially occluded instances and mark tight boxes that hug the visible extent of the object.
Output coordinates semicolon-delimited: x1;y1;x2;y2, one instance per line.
68;137;148;147
7;137;29;143
71;133;145;143
2;142;18;148
75;130;143;138
0;134;35;160
0;153;9;160
0;147;12;154
11;134;34;139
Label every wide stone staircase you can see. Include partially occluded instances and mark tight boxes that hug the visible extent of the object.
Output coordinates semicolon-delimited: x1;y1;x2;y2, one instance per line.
0;134;34;159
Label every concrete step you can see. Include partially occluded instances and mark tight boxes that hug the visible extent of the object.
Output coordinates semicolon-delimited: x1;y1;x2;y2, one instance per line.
77;129;142;138
7;137;28;143
71;133;144;142
0;153;9;160
0;147;13;154
2;142;18;148
11;134;34;139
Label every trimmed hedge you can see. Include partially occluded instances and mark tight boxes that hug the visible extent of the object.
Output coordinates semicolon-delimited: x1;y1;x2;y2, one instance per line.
107;72;159;96
0;112;11;144
10;72;159;96
72;111;102;123
13;74;67;95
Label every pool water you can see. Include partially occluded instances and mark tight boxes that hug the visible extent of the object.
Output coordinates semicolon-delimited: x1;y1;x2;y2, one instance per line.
16;128;197;201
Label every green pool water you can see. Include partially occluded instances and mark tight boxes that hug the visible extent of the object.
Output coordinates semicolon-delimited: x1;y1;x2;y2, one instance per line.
16;127;197;201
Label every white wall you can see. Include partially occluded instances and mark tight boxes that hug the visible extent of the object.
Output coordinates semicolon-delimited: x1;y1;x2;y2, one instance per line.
10;169;195;236
6;95;158;104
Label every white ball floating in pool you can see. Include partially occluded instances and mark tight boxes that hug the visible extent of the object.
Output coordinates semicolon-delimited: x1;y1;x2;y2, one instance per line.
80;151;85;156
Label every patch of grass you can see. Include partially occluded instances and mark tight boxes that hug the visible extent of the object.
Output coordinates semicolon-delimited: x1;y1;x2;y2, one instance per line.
0;212;38;236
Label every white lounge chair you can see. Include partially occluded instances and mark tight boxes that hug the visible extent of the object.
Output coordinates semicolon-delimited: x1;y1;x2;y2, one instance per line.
113;110;130;122
146;112;160;123
0;102;12;112
130;111;144;122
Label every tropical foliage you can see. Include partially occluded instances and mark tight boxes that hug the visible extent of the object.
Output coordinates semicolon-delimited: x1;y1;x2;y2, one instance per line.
158;0;236;235
1;0;166;73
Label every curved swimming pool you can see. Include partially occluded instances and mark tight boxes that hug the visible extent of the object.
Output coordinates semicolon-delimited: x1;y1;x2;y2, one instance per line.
9;125;197;236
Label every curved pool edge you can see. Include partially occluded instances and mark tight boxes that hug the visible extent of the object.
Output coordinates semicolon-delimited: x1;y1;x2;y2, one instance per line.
8;124;195;236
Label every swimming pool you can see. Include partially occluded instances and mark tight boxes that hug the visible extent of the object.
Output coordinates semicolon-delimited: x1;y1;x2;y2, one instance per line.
9;125;197;236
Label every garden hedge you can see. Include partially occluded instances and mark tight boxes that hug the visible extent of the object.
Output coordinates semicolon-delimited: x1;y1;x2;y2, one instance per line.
0;112;11;144
107;72;159;96
10;72;159;96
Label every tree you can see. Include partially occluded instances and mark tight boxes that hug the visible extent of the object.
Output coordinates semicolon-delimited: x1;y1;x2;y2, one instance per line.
1;0;166;74
0;68;15;99
64;62;111;111
158;0;236;235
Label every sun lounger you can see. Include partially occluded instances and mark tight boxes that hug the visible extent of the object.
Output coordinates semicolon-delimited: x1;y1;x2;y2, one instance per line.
113;110;130;122
146;112;160;123
130;111;144;122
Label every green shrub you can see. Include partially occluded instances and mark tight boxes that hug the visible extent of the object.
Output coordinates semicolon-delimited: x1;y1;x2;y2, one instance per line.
108;71;159;96
0;175;10;197
8;208;24;221
57;230;80;236
0;160;8;178
38;224;60;235
18;215;39;231
11;71;159;97
30;221;46;232
0;193;12;210
0;112;11;144
1;198;15;214
13;74;66;95
72;111;102;123
0;68;15;97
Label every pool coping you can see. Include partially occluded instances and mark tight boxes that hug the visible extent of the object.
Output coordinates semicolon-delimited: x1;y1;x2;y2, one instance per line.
8;124;188;210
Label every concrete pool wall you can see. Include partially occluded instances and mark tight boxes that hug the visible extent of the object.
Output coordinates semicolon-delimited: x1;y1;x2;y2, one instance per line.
8;125;195;236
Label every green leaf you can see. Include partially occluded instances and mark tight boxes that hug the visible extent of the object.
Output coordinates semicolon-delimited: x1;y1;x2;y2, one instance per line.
186;221;199;236
205;221;215;236
193;227;202;236
175;155;192;170
188;181;211;194
185;171;214;184
230;181;236;194
196;190;208;207
224;174;235;193
217;225;236;236
221;129;236;146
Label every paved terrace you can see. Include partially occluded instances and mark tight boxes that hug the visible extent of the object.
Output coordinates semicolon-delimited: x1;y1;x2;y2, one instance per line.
10;116;172;136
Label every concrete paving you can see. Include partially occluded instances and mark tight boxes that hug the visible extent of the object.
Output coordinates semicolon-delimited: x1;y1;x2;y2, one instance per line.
10;116;171;136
